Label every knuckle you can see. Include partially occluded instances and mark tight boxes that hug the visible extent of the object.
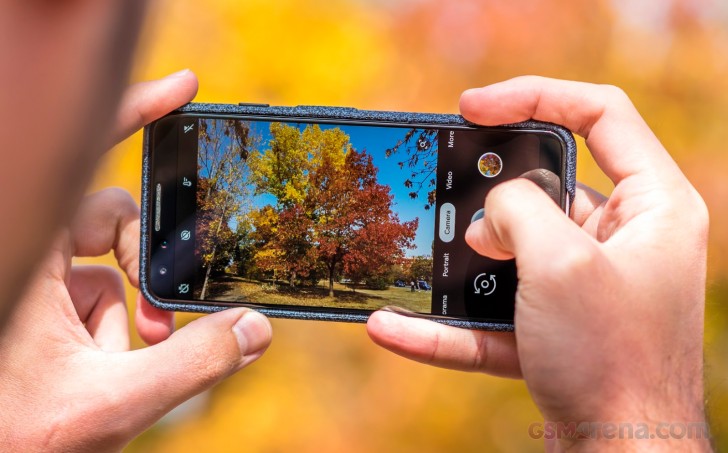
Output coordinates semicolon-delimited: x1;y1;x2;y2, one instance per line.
598;84;631;107
660;185;709;240
550;242;601;278
486;179;525;209
100;187;138;214
687;189;710;240
100;186;131;201
693;191;710;230
101;266;125;291
88;265;124;286
472;332;491;372
485;178;542;217
425;330;441;366
484;184;507;210
515;74;545;85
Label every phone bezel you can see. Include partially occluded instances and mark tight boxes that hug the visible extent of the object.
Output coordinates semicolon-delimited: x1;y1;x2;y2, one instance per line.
140;105;575;331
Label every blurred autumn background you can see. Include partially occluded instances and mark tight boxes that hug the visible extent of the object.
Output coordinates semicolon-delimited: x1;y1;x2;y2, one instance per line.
82;0;728;451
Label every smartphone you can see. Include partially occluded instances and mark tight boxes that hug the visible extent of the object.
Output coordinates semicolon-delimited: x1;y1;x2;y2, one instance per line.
140;103;576;330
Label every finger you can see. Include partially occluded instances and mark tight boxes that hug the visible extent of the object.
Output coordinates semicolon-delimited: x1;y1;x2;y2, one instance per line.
571;182;608;230
459;76;682;185
70;188;140;287
367;311;521;378
516;169;608;228
68;266;130;352
519;169;561;205
112;308;271;428
135;292;174;346
112;69;198;144
466;180;606;261
465;178;598;266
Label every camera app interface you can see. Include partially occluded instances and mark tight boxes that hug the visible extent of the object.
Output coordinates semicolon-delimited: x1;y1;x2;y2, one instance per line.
172;117;561;321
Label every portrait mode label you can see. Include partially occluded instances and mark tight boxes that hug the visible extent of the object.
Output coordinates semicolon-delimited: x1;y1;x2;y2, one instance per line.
439;203;455;243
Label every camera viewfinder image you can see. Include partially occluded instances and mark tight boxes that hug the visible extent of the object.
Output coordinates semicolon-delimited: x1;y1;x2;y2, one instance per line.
192;118;438;314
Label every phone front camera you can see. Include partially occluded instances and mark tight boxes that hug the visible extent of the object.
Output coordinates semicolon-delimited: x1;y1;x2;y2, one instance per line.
159;266;168;276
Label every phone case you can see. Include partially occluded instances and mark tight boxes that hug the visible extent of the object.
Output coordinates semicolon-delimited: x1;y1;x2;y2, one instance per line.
140;102;577;331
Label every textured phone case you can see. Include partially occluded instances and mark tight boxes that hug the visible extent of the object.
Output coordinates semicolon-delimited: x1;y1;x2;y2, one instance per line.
140;102;577;331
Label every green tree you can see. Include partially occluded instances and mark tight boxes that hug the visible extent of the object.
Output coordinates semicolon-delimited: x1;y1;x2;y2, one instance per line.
251;204;319;287
406;255;433;283
233;220;256;278
247;123;350;287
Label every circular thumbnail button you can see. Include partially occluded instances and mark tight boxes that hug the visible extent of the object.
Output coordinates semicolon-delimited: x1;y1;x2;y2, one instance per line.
477;152;503;178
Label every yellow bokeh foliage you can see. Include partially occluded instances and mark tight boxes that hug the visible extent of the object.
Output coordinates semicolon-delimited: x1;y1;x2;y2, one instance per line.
75;0;728;451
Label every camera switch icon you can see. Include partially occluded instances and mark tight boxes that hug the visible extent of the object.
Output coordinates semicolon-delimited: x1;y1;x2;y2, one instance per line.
180;230;191;241
177;283;190;294
473;273;497;296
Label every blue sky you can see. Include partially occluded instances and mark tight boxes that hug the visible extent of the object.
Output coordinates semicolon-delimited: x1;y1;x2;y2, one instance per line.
201;119;437;257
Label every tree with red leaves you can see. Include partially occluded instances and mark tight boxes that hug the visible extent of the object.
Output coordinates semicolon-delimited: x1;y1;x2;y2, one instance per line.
249;123;417;296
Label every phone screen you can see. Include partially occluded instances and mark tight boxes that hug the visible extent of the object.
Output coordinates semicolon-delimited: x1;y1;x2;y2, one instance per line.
150;114;565;323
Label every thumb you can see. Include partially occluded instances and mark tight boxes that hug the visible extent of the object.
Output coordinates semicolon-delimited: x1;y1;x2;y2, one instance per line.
113;308;271;427
465;178;598;271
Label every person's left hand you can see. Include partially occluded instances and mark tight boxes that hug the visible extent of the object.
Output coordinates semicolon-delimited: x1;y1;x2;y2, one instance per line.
0;72;274;452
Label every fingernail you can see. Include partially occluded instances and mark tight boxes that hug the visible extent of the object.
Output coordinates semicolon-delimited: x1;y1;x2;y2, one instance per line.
165;69;191;79
461;88;481;98
232;310;272;357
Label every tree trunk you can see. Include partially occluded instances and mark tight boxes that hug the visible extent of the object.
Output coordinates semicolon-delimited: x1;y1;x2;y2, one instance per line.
200;262;213;300
200;194;229;300
328;263;335;297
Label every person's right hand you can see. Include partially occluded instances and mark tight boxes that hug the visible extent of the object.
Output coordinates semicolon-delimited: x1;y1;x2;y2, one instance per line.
368;77;710;451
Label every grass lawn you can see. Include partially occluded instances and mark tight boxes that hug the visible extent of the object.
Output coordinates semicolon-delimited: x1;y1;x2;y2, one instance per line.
205;275;432;313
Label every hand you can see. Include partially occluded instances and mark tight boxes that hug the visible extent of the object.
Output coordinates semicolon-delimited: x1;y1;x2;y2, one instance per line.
0;0;147;320
367;77;710;451
0;75;273;452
